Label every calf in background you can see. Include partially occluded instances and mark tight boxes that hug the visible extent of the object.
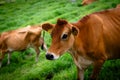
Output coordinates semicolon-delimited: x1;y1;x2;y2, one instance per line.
0;25;47;67
82;0;97;5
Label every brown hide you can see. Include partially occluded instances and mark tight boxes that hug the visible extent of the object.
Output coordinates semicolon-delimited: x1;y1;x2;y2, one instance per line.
42;8;120;80
82;0;97;5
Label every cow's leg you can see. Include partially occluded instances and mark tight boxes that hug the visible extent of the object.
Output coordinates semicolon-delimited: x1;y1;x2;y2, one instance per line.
0;56;2;68
0;61;2;68
90;59;105;80
34;47;40;62
41;43;47;51
0;52;5;68
39;38;47;51
7;52;11;65
77;67;85;80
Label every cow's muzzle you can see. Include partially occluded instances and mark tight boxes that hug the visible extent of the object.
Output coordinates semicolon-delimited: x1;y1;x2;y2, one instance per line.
46;53;54;60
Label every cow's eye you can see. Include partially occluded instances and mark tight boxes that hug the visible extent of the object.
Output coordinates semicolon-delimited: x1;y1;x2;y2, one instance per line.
61;34;68;40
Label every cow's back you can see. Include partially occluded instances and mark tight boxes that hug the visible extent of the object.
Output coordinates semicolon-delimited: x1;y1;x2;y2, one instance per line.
3;26;42;51
93;8;120;59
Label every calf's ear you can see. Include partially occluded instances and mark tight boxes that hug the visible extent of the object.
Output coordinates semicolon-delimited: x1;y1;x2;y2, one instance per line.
42;23;54;33
71;26;79;36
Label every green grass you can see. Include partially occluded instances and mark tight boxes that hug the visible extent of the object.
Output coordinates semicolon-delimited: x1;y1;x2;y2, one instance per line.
0;0;120;80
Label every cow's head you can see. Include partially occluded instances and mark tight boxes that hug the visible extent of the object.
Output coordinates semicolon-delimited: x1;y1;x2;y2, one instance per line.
42;19;79;60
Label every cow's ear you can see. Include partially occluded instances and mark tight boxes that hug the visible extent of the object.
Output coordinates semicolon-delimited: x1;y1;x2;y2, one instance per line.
71;26;79;36
42;23;54;33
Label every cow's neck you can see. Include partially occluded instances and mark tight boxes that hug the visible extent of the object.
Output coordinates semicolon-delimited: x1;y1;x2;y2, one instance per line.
68;36;93;69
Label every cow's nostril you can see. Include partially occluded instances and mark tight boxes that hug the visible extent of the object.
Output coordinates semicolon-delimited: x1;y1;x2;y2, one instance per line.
46;53;54;60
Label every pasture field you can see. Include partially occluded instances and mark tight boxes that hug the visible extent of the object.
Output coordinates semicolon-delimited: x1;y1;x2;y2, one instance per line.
0;0;120;80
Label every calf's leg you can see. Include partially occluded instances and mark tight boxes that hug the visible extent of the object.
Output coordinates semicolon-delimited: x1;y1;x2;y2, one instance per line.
34;47;40;62
7;52;11;65
77;67;85;80
41;43;47;51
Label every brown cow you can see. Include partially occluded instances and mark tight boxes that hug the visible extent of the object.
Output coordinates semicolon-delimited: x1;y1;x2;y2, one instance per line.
81;0;97;5
42;8;120;80
116;4;120;8
0;25;47;67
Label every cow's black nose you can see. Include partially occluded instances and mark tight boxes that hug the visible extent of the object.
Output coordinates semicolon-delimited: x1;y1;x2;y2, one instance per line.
46;53;54;60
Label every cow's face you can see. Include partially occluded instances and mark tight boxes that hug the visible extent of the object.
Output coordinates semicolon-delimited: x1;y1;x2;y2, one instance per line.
42;19;78;60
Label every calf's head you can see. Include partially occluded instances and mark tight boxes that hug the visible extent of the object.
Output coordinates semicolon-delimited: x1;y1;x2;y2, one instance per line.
42;19;78;60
